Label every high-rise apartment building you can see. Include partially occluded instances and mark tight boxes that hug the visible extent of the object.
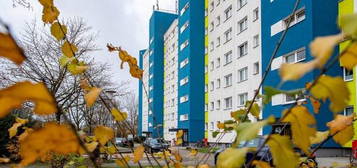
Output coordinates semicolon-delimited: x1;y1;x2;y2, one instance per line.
205;0;262;143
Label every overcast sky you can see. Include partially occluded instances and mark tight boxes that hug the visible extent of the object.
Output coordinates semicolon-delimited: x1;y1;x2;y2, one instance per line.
0;0;176;94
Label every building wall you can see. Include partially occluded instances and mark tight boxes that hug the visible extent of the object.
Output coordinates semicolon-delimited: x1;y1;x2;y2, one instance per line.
138;49;146;135
141;50;150;134
261;0;341;148
205;0;262;143
163;19;179;141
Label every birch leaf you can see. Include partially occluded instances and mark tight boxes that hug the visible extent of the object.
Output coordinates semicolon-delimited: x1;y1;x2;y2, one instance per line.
94;126;114;145
84;87;102;107
51;22;67;41
0;33;26;65
267;135;299;168
216;147;248;168
133;145;145;163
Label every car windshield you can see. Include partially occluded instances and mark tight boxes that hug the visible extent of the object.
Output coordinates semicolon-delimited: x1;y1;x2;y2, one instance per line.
238;137;264;148
151;139;166;144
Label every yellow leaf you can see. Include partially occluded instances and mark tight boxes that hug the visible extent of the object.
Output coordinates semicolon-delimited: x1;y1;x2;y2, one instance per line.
115;156;130;167
0;81;57;118
333;125;354;146
61;41;78;57
282;105;316;154
310;76;350;113
176;130;184;138
18;128;33;142
310;131;329;145
111;108;128;122
79;79;91;92
42;6;59;24
67;64;88;75
267;135;299;168
38;0;53;7
59;55;75;67
173;151;182;162
252;160;271;168
198;164;210;168
217;147;248;168
94;126;114;145
309;33;344;68
16;118;28;124
190;149;198;156
133;145;145;163
327;114;354;134
85;141;98;153
51;22;67;41
279;61;317;81
234;117;273;145
19;122;79;167
176;138;183;145
217;122;225;129
8;122;22;138
129;63;144;79
0;157;10;163
84;87;102;107
106;146;117;155
340;42;357;70
309;97;321;114
174;162;183;168
0;33;26;65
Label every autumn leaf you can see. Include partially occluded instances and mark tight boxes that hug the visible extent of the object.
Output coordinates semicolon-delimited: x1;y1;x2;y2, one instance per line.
234;117;272;145
115;156;130;167
106;145;116;155
280;61;318;81
42;6;59;24
111;108;128;122
310;131;329;145
39;0;53;7
84;87;102;107
190;149;198;156
198;164;210;168
267;135;299;168
9;118;28;139
310;75;350;113
18;128;33;142
0;32;26;65
339;14;357;37
333;125;354;146
85;141;98;153
212;131;220;138
245;101;260;118
216;147;248;168
282;105;316;154
230;109;246;122
67;63;88;75
51;22;67;41
133;145;145;163
217;122;225;129
62;41;78;57
173;151;182;162
19;122;80;167
309;97;321;114
310;34;344;68
79;79;91;92
326;114;354;134
0;81;57;118
176;130;184;138
59;56;75;67
176;138;183;145
340;42;357;70
252;160;271;168
94;126;114;145
129;64;144;79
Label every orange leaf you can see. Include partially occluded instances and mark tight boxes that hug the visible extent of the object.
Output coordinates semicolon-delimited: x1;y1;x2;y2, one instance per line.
51;22;67;41
42;6;59;24
309;97;321;114
0;33;26;65
94;126;114;145
38;0;53;7
84;87;102;107
0;81;57;118
133;145;145;163
327;114;354;134
61;41;78;57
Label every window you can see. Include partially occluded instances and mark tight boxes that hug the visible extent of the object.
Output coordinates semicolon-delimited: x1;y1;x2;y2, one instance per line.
180;95;189;103
216;100;221;110
238;67;248;82
171;71;175;80
224;5;232;21
210;122;214;130
224;74;232;87
171;98;175;107
224;51;232;65
238;93;248;106
180;40;189;51
344;68;353;81
171;85;175;93
210;61;214;71
180;76;189;86
205;65;208;73
210;41;214;51
225;97;233;109
210;81;214;91
344;106;354;116
253;62;259;75
253;8;259;21
180;58;189;68
216;37;221;47
238;42;248;57
217;79;221;88
238;17;248;33
253;34;259;47
237;0;247;9
210;21;214;32
180;21;189;33
285;94;296;103
283;8;306;28
205;104;208;111
216;0;220;6
180;2;189;15
216;58;221;68
210;1;214;12
205;123;208;130
216;16;221;27
205;84;208;92
180;114;188;121
284;48;306;63
296;9;306;22
210;102;214;111
224;28;232;43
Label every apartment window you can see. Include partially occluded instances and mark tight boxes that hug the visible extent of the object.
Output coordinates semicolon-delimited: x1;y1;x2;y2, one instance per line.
296;9;306;22
253;34;259;47
284;48;306;63
284;8;306;28
180;58;189;68
210;122;214;130
216;0;220;6
216;37;221;47
205;65;208;73
237;0;247;9
205;84;208;92
210;22;214;32
224;5;232;21
149;86;153;91
210;61;214;71
253;62;259;75
285;94;296;103
224;97;233;109
210;81;214;91
344;68;353;81
210;102;214;111
210;41;214;51
344;106;354;116
224;28;232;43
210;1;214;12
171;71;175;80
171;85;175;93
180;21;189;33
181;2;189;16
180;76;189;86
171;98;175;107
205;123;208;130
217;79;221;88
253;8;259;21
224;74;232;87
238;93;248;106
224;51;233;65
180;95;189;103
205;104;208;111
180;40;189;51
238;42;248;57
216;16;221;26
216;58;221;68
238;67;248;82
238;17;248;33
180;114;188;121
216;100;221;110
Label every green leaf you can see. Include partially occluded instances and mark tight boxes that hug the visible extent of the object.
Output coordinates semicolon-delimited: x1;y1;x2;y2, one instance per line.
263;87;304;104
234;116;273;146
339;14;357;37
245;101;260;118
212;131;220;138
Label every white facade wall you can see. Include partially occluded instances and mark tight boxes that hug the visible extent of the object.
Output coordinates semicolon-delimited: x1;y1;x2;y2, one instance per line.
163;19;179;141
207;0;262;143
141;49;150;133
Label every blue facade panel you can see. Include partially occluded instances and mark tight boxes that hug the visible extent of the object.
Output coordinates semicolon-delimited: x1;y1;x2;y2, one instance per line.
261;0;341;147
138;49;146;136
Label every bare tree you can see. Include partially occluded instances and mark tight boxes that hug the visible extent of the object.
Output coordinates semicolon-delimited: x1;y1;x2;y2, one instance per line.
121;93;138;136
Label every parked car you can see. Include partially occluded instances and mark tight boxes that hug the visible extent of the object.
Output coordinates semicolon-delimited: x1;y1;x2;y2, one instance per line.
143;138;170;153
115;137;134;147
